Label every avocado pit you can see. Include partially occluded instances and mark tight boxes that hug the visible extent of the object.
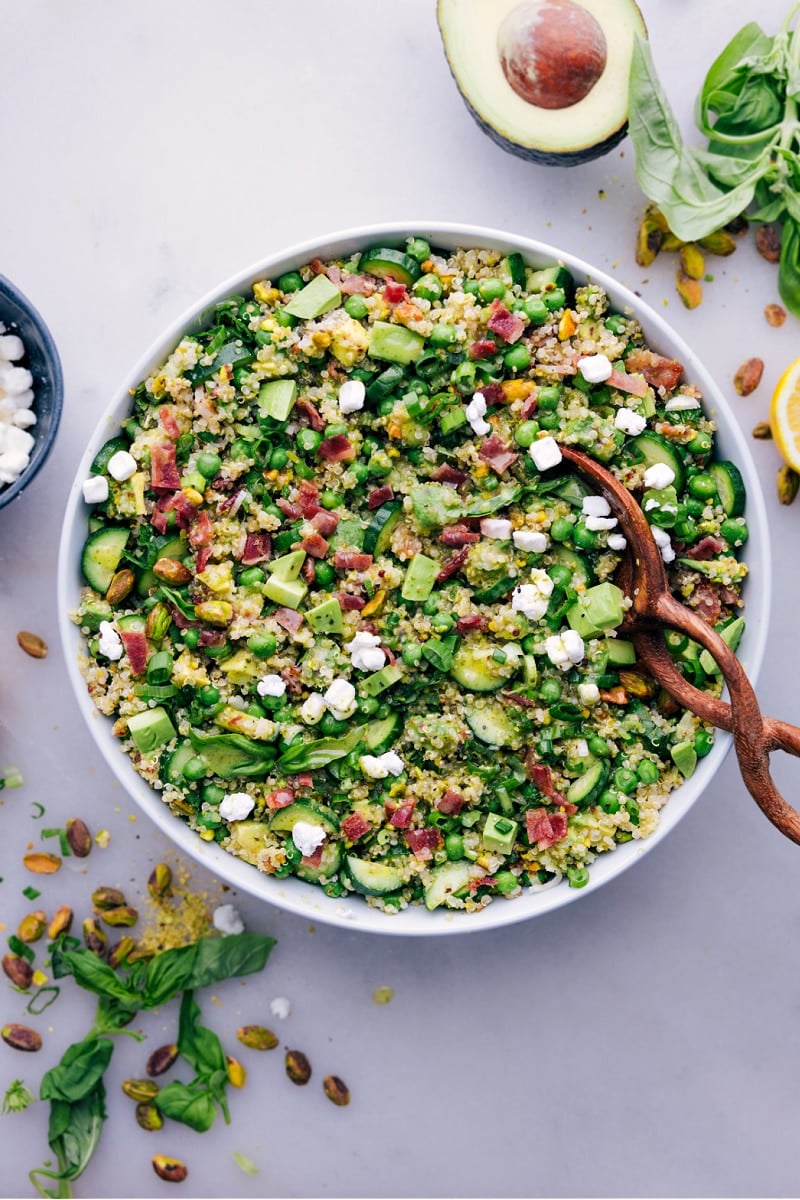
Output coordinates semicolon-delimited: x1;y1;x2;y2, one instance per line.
498;0;607;110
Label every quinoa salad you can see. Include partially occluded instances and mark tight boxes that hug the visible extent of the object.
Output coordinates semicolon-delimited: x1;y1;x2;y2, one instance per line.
72;237;749;914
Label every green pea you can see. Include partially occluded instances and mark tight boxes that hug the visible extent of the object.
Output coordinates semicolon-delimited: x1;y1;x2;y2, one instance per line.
254;328;273;347
573;522;600;550
543;287;566;311
402;643;423;666
198;685;220;708
182;756;206;782
285;841;302;866
636;758;660;785
413;274;443;302
422;597;439;615
247;631;277;659
350;461;370;484
229;438;251;461
377;398;396;417
625;798;640;825
297;428;322;455
268;447;289;470
478;278;506;302
524;296;548;325
182;628;200;649
239;567;265;587
325;422;349;438
588;736;611;758
537;412;561;431
514;420;539;448
604;314;628;334
445;833;465;861
694;729;714;758
358;696;379;716
493;870;518;894
344;295;368;320
483;475;500;492
432;613;455;632
406;237;430;262
548;563;572;588
687;431;713;456
688;473;718;500
673;517;697;543
537;385;562;411
614;767;638;795
246;702;267;718
598;789;621;814
504;344;531;372
202;783;225;806
721;517;748;547
320;490;341;509
319;713;349;736
549;517;575;542
275;307;297;328
196;451;222;479
684;497;705;516
277;271;303;293
538;678;562;703
314;561;335;588
429;323;458;347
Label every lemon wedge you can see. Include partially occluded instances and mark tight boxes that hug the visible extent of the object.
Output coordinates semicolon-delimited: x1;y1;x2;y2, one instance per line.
771;357;800;471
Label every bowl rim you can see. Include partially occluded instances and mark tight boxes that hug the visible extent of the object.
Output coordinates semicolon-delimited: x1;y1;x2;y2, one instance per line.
0;270;64;508
57;220;771;937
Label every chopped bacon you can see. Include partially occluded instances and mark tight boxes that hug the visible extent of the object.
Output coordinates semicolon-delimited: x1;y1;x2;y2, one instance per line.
624;348;683;392
333;551;373;571
119;628;148;676
502;691;538;708
276;497;302;520
686;535;724;561
336;592;366;611
387;798;416;829
437;546;469;582
520;393;539;420
266;788;295;810
440;524;480;547
150;442;181;491
297;479;322;515
299;532;330;559
430;463;467;487
168;606;196;631
199;628;227;647
487;300;526;344
189;509;213;548
295;396;325;432
368;485;394;510
341;812;370;842
476;383;507;408
240;532;272;565
289;773;314;790
302;556;316;585
437;790;464;815
689;581;722;625
607;368;649;398
479;434;519;475
217;487;247;516
310;257;329;276
195;545;212;573
318;434;355;462
159;406;180;439
274;607;304;633
301;845;325;868
524;757;565;805
456;614;487;635
339;273;376;296
469;339;499;360
152;490;194;532
405;828;443;861
310;509;339;535
383;281;408;304
209;472;237;492
525;808;569;849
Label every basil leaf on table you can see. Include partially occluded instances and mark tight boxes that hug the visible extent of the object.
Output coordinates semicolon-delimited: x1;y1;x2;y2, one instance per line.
40;1038;113;1104
177;991;226;1076
779;216;800;312
154;1080;218;1133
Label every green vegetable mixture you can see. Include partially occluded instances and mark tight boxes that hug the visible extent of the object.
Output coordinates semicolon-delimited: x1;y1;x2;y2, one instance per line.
73;237;749;913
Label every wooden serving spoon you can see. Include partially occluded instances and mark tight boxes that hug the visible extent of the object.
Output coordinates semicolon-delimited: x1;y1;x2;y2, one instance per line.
558;444;800;845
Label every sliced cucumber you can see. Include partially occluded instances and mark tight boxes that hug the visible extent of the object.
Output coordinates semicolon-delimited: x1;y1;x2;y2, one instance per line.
464;700;520;747
499;253;527;289
161;740;198;785
525;264;574;299
81;527;130;592
268;801;339;836
345;854;408;896
424;860;475;911
709;460;746;517
450;638;517;692
565;759;609;807
547;545;594;589
228;820;272;863
359;247;421;287
90;435;129;475
360;713;403;754
550;476;592;508
296;841;343;883
630;431;686;492
363;501;402;556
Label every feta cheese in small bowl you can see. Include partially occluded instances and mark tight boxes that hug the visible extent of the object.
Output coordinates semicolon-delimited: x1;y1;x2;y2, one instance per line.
0;274;63;510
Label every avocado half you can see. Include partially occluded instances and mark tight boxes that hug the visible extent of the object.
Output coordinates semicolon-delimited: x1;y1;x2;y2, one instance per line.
437;0;647;166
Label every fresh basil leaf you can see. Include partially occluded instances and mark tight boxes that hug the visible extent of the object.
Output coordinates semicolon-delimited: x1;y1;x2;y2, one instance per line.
40;1038;114;1104
188;727;275;779
699;23;776;124
185;932;276;991
141;941;199;1008
155;1080;217;1132
177;991;226;1077
779;216;800;316
54;948;140;1007
277;725;364;772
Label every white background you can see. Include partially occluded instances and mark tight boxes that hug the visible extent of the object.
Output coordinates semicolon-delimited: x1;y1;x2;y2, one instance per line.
2;2;800;1197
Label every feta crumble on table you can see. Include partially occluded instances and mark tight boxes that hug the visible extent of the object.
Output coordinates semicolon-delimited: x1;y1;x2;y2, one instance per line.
213;903;245;936
270;996;291;1019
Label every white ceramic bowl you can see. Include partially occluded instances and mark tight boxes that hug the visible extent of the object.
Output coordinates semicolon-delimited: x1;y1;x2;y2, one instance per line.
57;222;770;937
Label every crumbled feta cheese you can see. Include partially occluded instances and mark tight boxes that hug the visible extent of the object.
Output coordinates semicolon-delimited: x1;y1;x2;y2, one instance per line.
582;495;611;518
270;996;291;1019
585;515;618;531
512;568;554;621
513;529;548;553
300;693;326;724
528;436;562;471
0;334;25;361
465;391;491;436
292;820;326;857
480;518;512;540
0;365;33;395
665;394;701;411
644;498;659;511
614;407;647;436
323;677;357;719
577;353;613;384
545;629;585;670
338;379;366;413
650;524;676;564
97;620;123;661
578;682;600;705
82;475;110;505
257;674;287;698
347;630;386;672
643;462;676;490
0;332;36;488
359;750;405;779
219;791;255;821
107;449;137;481
213;903;245;936
607;533;628;551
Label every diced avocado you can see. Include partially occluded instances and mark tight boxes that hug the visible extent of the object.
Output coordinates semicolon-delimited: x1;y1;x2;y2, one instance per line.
482;813;518;854
180;471;206;494
306;597;344;635
670;740;698;779
567;582;625;639
258;378;297;421
699;617;745;677
218;649;263;685
267;550;306;580
368;321;425;365
361;664;403;697
284;273;341;320
263;574;307;609
408;483;464;532
127;707;176;755
401;553;440;601
424;860;475;911
604;637;637;665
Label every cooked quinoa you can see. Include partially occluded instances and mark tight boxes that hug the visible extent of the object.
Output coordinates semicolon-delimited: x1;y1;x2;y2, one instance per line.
73;236;749;914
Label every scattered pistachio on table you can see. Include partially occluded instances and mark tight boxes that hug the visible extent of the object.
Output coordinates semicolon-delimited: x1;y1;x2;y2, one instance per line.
777;464;800;505
16;631;47;659
285;1048;312;1086
47;905;74;939
322;1074;351;1107
122;1078;160;1103
1;1023;42;1052
765;303;787;327
146;1043;179;1078
237;1024;278;1051
152;1156;188;1184
65;816;92;858
22;851;61;875
734;358;765;397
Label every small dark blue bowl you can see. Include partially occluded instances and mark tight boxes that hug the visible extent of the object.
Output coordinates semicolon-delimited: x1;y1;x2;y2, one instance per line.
0;273;63;510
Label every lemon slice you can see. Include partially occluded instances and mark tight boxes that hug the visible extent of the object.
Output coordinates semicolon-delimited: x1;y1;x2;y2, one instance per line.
771;357;800;470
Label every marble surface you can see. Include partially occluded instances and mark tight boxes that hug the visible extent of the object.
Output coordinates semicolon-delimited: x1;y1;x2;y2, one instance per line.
2;2;800;1196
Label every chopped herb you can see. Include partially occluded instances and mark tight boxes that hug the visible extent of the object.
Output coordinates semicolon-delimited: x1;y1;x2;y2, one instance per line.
2;1079;35;1114
41;828;72;857
22;886;41;901
7;936;35;963
29;802;45;820
27;986;60;1016
233;1151;259;1175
